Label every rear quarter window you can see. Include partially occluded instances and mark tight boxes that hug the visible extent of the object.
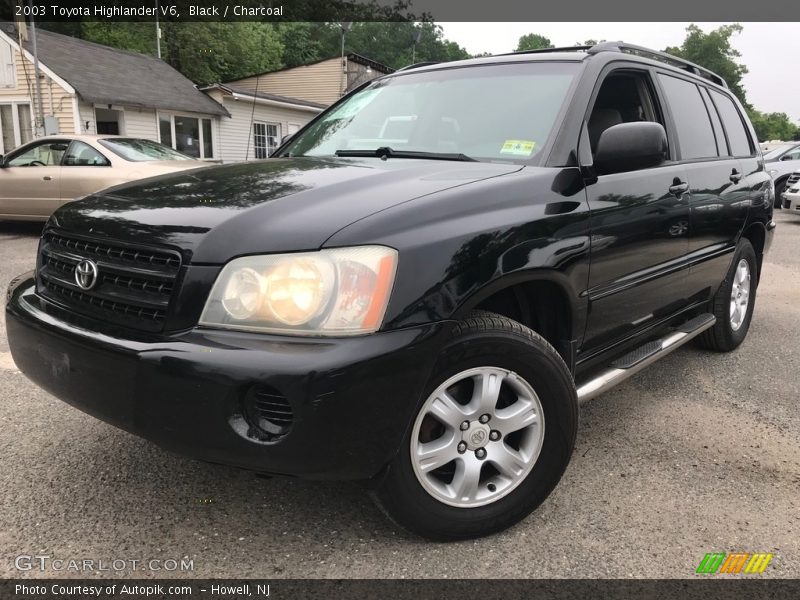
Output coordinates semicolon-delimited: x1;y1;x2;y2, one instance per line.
709;90;753;157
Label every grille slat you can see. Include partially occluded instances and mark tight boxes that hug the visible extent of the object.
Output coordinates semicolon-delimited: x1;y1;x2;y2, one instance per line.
45;232;181;269
245;385;294;440
42;246;176;282
37;230;181;332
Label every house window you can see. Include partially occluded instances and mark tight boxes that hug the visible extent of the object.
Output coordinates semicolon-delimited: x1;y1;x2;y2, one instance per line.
0;102;33;155
157;112;214;159
253;122;280;159
0;39;15;88
159;114;172;147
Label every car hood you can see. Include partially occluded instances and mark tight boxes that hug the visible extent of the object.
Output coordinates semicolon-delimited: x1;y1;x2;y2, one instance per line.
119;160;207;180
50;157;522;263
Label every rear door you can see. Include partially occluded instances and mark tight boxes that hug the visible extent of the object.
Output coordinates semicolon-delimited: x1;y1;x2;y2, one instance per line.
656;73;752;301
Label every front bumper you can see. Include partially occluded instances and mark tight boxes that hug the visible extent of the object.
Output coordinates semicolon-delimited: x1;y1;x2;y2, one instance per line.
782;190;800;212
6;275;447;480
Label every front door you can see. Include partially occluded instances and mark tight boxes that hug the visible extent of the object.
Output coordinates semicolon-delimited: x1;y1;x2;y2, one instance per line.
0;139;68;218
581;67;693;353
59;140;115;207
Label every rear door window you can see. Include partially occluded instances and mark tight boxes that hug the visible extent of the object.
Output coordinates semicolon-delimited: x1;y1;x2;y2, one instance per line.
657;74;718;160
700;87;728;156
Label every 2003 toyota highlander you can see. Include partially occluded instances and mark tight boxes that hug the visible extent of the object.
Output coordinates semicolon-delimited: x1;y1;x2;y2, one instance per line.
6;43;775;540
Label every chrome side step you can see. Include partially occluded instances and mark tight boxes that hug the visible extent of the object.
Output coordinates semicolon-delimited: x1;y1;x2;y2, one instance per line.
576;313;716;403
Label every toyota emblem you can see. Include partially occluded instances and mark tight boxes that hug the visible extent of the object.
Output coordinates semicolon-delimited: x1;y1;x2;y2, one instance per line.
74;259;98;290
470;430;486;445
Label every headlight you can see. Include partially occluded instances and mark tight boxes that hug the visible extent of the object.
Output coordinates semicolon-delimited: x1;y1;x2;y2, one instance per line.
199;246;398;335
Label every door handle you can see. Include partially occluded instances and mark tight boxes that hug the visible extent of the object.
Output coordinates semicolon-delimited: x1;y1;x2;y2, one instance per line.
43;176;52;181
669;180;689;196
730;169;742;183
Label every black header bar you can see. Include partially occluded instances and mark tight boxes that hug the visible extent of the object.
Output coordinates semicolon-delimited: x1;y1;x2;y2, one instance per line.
2;0;799;22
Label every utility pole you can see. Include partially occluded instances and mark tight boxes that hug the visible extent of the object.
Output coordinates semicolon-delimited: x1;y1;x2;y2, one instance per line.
28;1;44;137
155;0;162;58
412;27;422;64
340;22;352;97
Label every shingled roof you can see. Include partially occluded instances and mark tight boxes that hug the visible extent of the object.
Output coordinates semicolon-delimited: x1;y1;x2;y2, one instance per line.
0;22;228;116
203;83;328;111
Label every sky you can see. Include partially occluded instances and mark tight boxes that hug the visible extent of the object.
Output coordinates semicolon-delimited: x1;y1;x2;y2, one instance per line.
438;22;800;123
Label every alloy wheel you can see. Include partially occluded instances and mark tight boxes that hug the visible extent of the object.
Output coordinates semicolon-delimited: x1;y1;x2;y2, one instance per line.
729;258;751;331
410;367;545;508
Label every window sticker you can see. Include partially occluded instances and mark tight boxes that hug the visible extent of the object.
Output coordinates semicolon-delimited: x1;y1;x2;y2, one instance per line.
500;139;537;156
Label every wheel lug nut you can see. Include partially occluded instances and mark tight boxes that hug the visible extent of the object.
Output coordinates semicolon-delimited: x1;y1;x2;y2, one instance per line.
475;448;487;460
489;430;501;441
479;414;490;424
457;442;467;454
460;420;470;431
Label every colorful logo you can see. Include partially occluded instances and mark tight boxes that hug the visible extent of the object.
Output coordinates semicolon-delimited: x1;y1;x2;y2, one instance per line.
696;552;774;574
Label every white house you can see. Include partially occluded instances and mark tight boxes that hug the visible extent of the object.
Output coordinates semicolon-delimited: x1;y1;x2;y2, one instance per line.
0;21;229;159
200;84;325;162
1;22;389;163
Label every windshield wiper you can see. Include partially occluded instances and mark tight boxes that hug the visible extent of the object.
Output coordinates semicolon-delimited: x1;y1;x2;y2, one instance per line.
335;147;476;162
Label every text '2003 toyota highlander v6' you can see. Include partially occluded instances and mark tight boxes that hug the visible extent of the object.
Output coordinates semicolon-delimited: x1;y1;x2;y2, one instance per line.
6;43;775;540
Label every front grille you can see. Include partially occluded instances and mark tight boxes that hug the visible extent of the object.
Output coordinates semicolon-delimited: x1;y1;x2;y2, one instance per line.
787;173;800;187
37;230;182;332
243;385;294;441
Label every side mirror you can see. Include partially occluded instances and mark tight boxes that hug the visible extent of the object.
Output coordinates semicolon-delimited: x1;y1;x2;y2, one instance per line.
281;134;294;144
780;155;794;161
594;122;668;175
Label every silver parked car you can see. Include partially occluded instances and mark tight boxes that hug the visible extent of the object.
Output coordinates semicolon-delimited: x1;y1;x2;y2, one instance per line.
764;142;800;206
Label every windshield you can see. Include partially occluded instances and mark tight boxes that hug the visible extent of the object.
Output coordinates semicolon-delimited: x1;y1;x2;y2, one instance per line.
99;138;194;162
281;62;579;164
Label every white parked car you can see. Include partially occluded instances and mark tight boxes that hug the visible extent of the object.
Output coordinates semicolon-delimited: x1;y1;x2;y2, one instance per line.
782;171;800;213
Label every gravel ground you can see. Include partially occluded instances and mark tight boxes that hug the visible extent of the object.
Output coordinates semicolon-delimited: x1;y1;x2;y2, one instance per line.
0;213;798;579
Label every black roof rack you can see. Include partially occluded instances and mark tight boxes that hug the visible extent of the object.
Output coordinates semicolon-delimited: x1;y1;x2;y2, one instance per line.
396;61;440;72
497;42;727;89
501;45;592;56
587;42;728;88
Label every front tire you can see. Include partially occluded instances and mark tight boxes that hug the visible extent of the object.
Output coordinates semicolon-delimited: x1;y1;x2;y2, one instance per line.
698;239;758;352
373;311;578;541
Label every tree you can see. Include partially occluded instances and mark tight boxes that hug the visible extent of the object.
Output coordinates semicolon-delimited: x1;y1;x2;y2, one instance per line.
275;23;338;68
322;22;469;70
39;20;469;82
41;22;283;84
161;23;284;84
664;24;749;108
748;110;799;142
515;33;552;52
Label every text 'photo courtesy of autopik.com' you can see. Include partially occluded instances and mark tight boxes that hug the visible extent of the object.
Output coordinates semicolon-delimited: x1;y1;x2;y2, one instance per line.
0;0;799;598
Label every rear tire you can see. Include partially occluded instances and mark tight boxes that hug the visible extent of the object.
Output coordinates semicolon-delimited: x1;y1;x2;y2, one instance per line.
698;239;757;352
373;311;578;541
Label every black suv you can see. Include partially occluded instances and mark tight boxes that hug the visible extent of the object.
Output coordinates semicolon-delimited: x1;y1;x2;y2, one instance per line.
6;43;775;540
